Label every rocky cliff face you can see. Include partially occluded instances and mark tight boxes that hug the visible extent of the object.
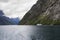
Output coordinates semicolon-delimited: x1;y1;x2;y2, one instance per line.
19;0;60;25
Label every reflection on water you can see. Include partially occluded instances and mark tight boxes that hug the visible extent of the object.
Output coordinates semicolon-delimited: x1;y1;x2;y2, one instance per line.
0;25;60;40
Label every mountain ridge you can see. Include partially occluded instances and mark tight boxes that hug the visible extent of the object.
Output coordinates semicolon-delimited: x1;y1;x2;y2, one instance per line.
19;0;60;25
0;10;20;25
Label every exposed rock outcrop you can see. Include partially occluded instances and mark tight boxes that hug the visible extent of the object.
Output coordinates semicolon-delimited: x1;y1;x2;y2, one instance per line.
19;0;60;25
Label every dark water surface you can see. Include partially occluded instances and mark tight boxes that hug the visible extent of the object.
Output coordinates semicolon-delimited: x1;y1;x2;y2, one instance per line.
0;25;60;40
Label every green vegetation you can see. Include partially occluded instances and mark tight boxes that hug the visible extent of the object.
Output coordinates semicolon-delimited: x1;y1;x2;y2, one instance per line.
23;13;60;25
34;14;60;25
19;0;60;25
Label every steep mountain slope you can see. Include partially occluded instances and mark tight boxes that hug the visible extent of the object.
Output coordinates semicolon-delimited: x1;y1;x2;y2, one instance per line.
0;10;12;25
10;17;20;24
0;10;4;16
0;10;19;25
19;0;60;25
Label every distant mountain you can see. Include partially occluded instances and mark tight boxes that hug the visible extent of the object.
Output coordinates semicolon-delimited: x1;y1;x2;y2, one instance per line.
0;16;13;25
19;0;60;25
0;10;20;25
0;10;4;16
10;17;20;25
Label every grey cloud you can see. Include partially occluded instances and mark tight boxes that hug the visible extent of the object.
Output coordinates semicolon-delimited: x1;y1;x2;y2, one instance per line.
0;0;9;2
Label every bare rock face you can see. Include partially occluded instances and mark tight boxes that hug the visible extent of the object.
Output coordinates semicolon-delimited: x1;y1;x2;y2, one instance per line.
19;0;60;25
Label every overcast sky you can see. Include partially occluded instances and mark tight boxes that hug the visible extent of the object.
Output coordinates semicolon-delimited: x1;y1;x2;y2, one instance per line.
0;0;37;19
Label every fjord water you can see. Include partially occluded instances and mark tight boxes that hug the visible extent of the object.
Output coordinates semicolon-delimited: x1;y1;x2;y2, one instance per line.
0;25;60;40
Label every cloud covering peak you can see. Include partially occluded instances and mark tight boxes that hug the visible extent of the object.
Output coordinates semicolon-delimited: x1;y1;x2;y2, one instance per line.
0;0;37;19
